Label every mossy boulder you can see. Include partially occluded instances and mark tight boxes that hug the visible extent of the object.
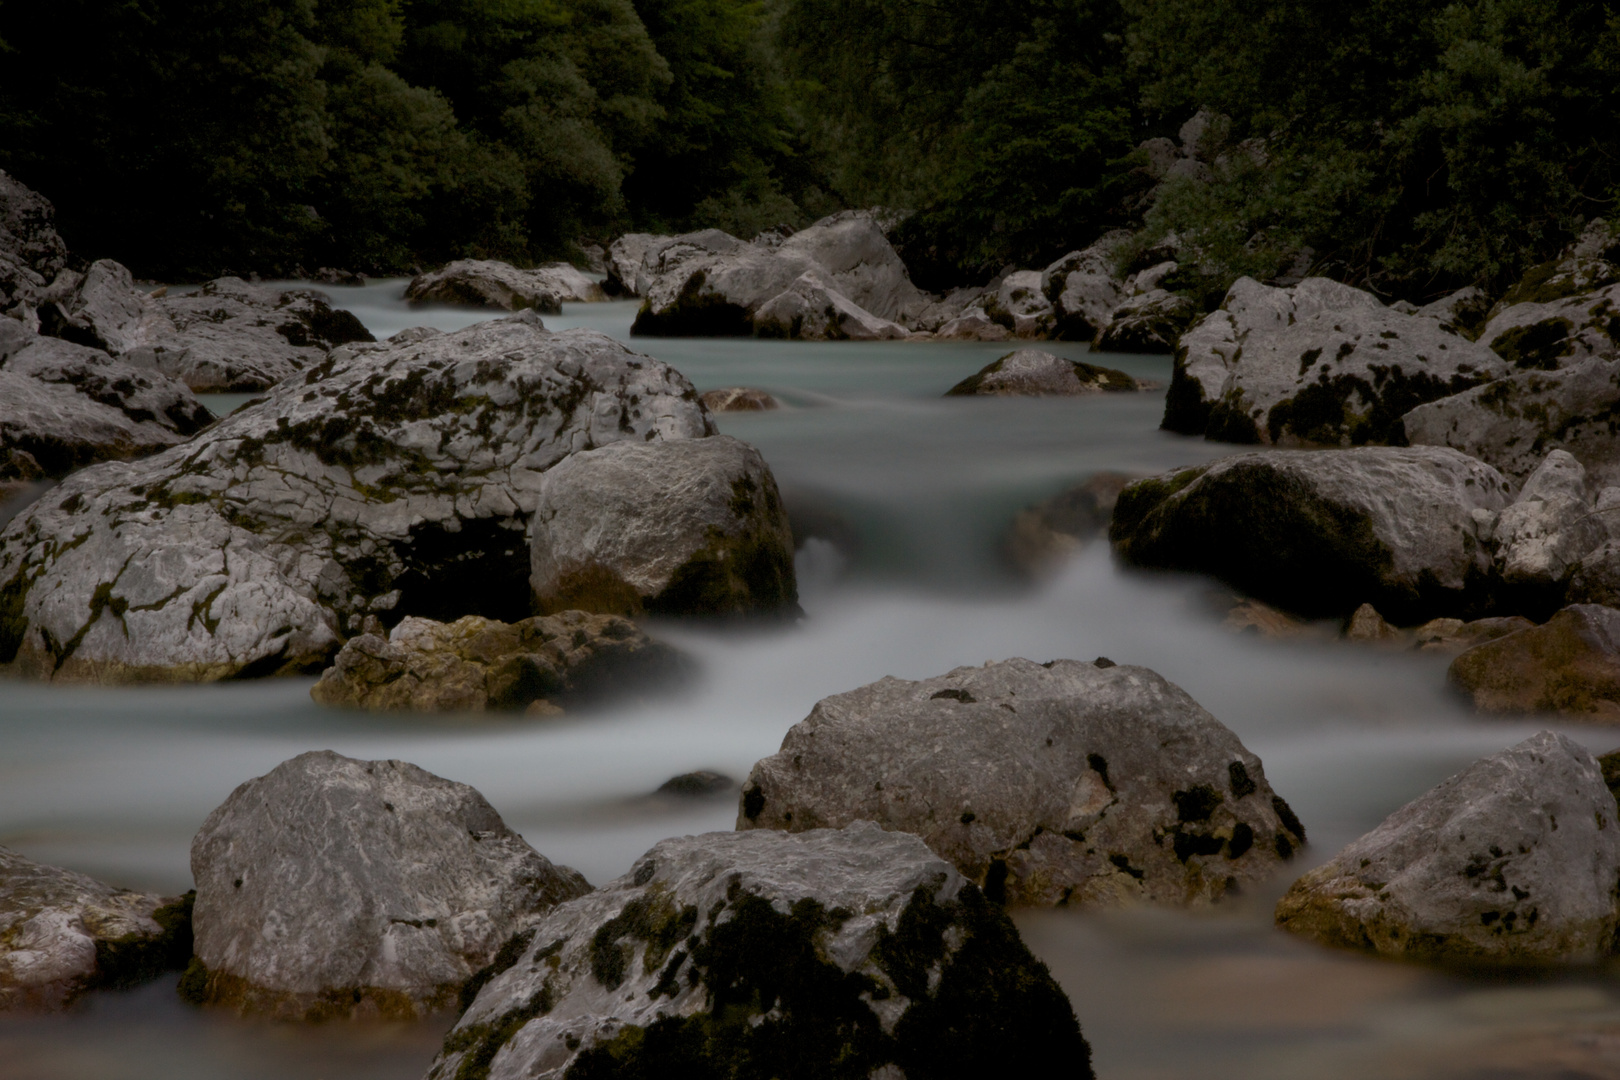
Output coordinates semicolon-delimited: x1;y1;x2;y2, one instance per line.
945;349;1142;397
426;823;1091;1080
1448;604;1620;716
406;260;604;311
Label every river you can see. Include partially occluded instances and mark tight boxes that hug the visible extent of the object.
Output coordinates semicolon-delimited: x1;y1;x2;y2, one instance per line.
3;284;1619;1079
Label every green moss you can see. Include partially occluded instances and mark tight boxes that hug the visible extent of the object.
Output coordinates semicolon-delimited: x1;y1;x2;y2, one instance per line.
96;890;195;990
1489;318;1575;370
1107;464;1209;547
630;272;754;338
589;889;698;992
459;928;537;1013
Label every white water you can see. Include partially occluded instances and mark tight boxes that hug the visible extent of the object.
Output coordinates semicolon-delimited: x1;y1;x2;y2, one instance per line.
5;283;1620;1078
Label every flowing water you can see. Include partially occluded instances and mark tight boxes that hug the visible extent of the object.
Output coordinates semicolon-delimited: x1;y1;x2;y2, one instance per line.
5;283;1620;1078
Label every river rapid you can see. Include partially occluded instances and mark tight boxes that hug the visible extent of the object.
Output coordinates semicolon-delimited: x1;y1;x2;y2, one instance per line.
4;284;1620;1079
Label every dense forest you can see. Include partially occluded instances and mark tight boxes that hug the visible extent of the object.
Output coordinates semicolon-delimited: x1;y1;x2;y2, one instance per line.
1;0;1615;301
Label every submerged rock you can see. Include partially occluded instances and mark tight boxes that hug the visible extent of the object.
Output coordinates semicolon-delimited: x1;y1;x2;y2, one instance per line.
1110;447;1511;622
1276;731;1620;966
700;386;777;412
187;751;590;1020
0;846;191;1011
529;435;797;619
1002;471;1136;578
1448;604;1620;716
737;657;1304;907
310;611;684;713
405;260;604;311
1413;615;1536;655
655;770;734;796
427;823;1091;1080
945;349;1142;396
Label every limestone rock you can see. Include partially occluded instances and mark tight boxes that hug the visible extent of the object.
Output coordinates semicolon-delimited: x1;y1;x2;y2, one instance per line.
1002;472;1135;578
1276;731;1620;966
1490;450;1607;601
405;260;605;311
1478;285;1620;371
1167;277;1507;444
603;233;662;296
0;846;191;1011
1041;232;1130;341
187;751;590;1020
310;611;684;713
1345;603;1401;642
934;309;1011;341
984;270;1054;337
0;169;68;318
1415;286;1492;336
1110;447;1512;622
737;657;1304;907
946;349;1141;397
753;270;909;340
0;313;714;682
38;259;164;355
529;435;797;619
1094;262;1197;354
1448;604;1620;716
700;387;777;412
426;823;1091;1080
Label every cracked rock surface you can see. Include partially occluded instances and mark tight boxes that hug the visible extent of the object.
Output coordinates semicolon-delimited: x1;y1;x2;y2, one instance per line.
188;750;590;1020
1276;731;1620;966
426;822;1090;1080
0;312;715;682
737;658;1304;907
405;260;605;311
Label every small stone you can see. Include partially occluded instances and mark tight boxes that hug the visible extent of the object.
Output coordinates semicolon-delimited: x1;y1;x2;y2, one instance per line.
1448;604;1620;716
655;771;735;797
1222;597;1313;639
1345;603;1402;642
701;386;777;412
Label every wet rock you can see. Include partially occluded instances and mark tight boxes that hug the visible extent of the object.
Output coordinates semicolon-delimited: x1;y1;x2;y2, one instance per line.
0;846;191;1011
427;823;1091;1080
1110;447;1512;622
529;435;797;619
945;349;1142;397
1167;277;1507;444
188;751;589;1020
1041;232;1130;341
1345;603;1402;643
1413;615;1536;655
405;260;604;311
310;611;684;713
0;313;714;682
934;309;1011;340
655;770;734;797
700;386;777;412
1448;604;1620;716
737;657;1304;907
1402;357;1620;489
1276;731;1620;966
1489;450;1607;604
1093;262;1197;354
1002;471;1135;578
753;270;909;340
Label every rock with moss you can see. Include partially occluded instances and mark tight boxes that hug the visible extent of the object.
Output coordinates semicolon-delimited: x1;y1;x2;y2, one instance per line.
529;435;796;619
188;750;590;1020
426;822;1091;1080
406;260;605;312
700;387;776;412
737;658;1304;908
0;845;191;1010
1447;604;1620;716
1110;447;1511;622
1471;220;1620;370
982;270;1053;337
1412;615;1536;654
753;270;909;340
1166;276;1507;444
1276;731;1620;966
933;309;1011;341
1093;262;1197;354
1486;450;1607;606
1415;286;1492;337
946;349;1142;397
1041;232;1130;341
1002;472;1136;578
0;313;715;682
310;611;685;713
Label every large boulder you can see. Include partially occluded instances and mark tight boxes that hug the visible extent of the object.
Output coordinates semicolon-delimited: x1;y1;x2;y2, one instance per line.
1448;604;1620;716
310;610;684;713
753;270;910;340
529;435;797;619
426;823;1091;1080
1167;277;1507;444
1486;450;1607;607
187;751;590;1020
0;313;715;682
603;233;663;296
1474;220;1620;370
945;349;1142;397
1;846;192;1011
0;169;68;319
1402;357;1620;489
737;657;1304;907
1110;447;1512;622
1276;731;1620;966
983;270;1054;337
405;260;605;311
1041;231;1130;341
1093;261;1197;354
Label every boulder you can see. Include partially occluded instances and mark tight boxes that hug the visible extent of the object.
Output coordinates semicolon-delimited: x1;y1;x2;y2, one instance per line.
984;270;1053;337
0;846;191;1011
1448;604;1620;716
1276;731;1620;966
753;270;909;340
700;386;777;412
426;823;1091;1080
934;309;1011;341
1487;450;1607;606
1002;473;1136;578
1110;447;1512;622
737;657;1304;907
0;313;715;682
0;169;68;318
945;349;1141;397
604;234;663;296
1570;542;1620;607
37;259;162;355
655;770;734;796
1166;277;1507;444
772;210;928;323
1041;232;1130;341
1093;261;1197;354
1402;357;1620;489
529;435;797;619
187;751;590;1020
1472;220;1620;369
1344;603;1401;643
309;610;684;713
1415;286;1492;336
405;260;605;311
1413;615;1536;654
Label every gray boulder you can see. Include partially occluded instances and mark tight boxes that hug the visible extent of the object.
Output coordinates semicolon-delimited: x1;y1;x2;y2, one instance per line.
529;435;797;619
753;270;909;340
0;313;714;682
945;349;1142;397
426;823;1091;1080
1478;285;1620;370
1276;731;1620;966
1110;447;1512;621
0;169;68;319
1487;450;1607;601
984;270;1054;337
187;751;590;1020
310;610;683;713
1448;604;1620;716
1;846;191;1011
405;259;605;311
37;259;162;354
934;309;1012;341
1167;277;1507;444
737;657;1304;907
1415;286;1492;336
603;233;663;296
1093;261;1197;354
1570;541;1620;607
1041;232;1130;341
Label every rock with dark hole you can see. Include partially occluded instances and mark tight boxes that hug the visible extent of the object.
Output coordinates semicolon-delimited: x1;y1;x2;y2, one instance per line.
1276;731;1620;966
405;260;604;311
700;387;777;412
1001;471;1137;578
529;435;797;619
1448;604;1620;716
945;349;1143;397
736;657;1303;907
188;750;590;1020
426;822;1091;1080
0;846;191;1011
